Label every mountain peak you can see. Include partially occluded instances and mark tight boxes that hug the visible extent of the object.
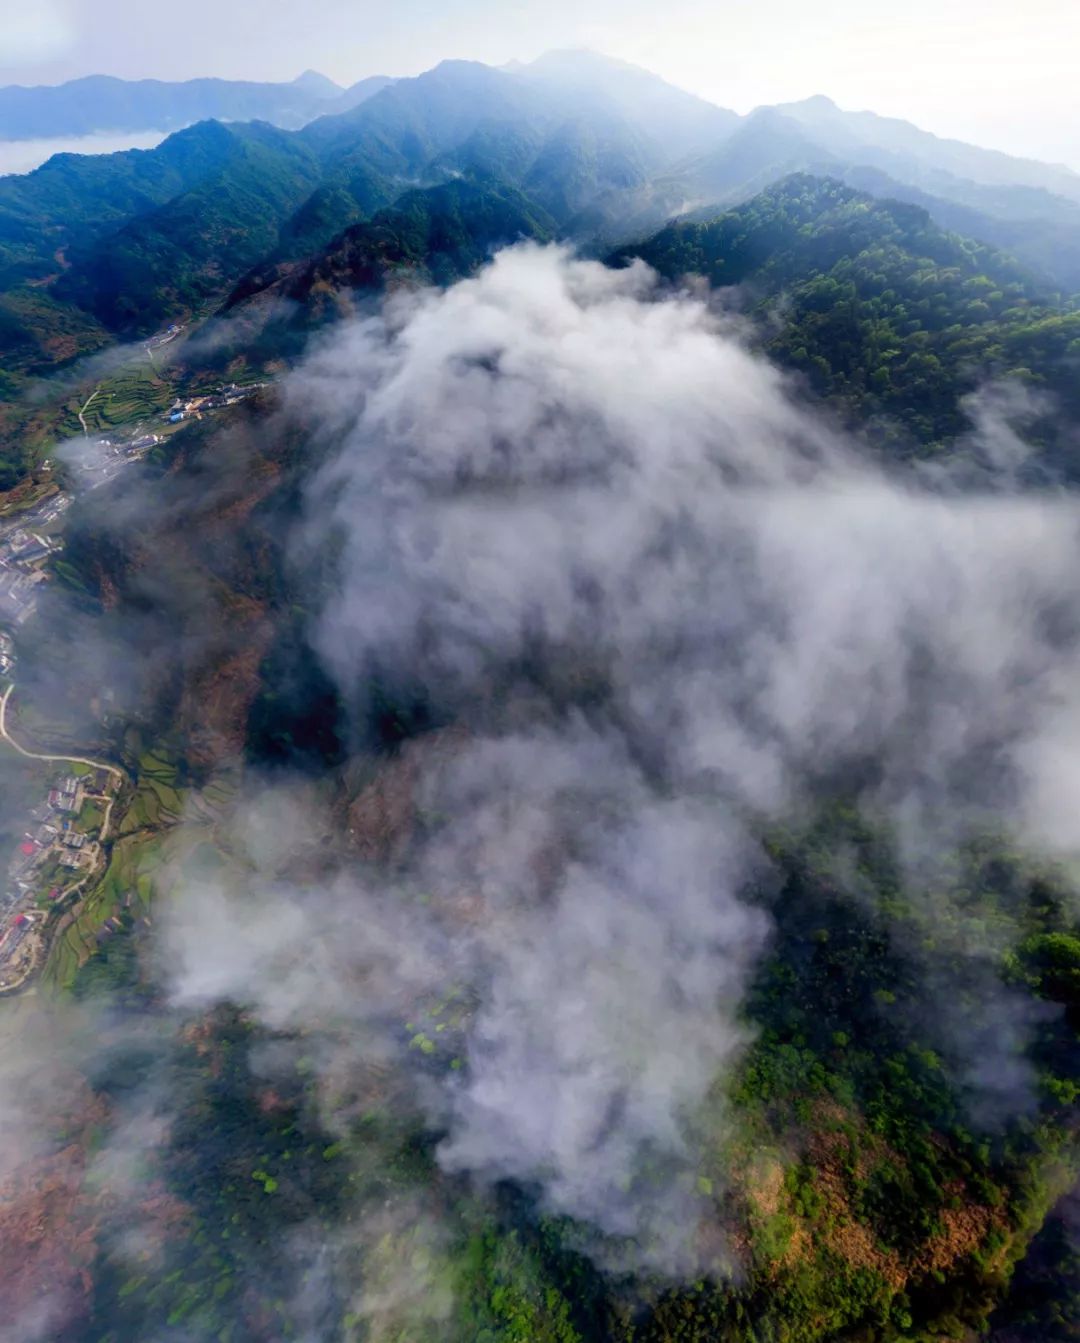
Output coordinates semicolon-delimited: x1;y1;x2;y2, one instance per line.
515;47;738;158
291;70;341;98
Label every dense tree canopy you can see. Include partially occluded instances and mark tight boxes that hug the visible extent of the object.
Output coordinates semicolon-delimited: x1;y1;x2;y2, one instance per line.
618;176;1080;460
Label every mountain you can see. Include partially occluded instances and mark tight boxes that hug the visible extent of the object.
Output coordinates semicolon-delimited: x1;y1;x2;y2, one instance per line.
336;74;398;112
835;163;1080;294
4;49;1080;388
8;172;1080;1343
0;71;354;140
219;177;556;358
513;48;739;161
54;123;323;330
299;59;545;169
0;119;282;280
0;58;688;364
0;118;333;359
615;174;1080;453
289;70;342;100
301;54;732;191
775;93;1080;203
617;104;1080;294
678;107;838;203
5;54;1080;1343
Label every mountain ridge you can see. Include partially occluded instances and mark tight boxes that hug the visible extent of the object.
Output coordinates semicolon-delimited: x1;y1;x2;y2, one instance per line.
2;49;1080;391
0;69;386;141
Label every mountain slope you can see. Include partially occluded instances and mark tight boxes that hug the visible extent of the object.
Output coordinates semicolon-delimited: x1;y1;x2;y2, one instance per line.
616;174;1080;452
53;123;323;331
0;121;329;363
776;93;1080;203
0;119;268;286
300;60;548;173
679;107;839;203
0;57;703;368
5;51;1080;388
837;163;1080;294
514;49;739;162
619;107;1080;293
218;178;556;358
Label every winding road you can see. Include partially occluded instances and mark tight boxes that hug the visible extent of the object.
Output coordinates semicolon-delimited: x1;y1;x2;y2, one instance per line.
0;682;132;993
77;388;101;437
0;683;124;840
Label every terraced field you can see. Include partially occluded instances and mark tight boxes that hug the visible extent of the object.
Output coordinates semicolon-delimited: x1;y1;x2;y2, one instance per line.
45;751;241;990
77;364;173;435
43;832;163;991
117;748;185;833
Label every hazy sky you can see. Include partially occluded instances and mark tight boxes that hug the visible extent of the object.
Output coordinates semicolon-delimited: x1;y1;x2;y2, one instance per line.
3;0;1078;167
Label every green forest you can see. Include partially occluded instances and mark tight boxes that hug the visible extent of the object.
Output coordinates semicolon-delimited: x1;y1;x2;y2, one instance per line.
618;176;1080;456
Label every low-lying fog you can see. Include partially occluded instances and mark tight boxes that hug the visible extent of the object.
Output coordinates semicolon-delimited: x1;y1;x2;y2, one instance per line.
0;129;170;176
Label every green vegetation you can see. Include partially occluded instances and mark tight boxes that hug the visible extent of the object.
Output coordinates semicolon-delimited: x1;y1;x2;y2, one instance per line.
117;748;185;834
209;177;556;372
55;125;323;333
43;832;162;991
618;176;1080;458
37;791;1077;1342
77;363;173;434
77;796;104;830
5;58;1080;488
42;746;234;993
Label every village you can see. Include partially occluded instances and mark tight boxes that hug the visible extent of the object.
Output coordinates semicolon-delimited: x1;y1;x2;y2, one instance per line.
0;495;69;627
164;381;266;424
0;757;122;992
0;473;124;991
71;380;266;491
0;353;269;991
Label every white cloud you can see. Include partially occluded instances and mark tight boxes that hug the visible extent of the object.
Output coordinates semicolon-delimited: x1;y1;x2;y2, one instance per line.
0;130;168;177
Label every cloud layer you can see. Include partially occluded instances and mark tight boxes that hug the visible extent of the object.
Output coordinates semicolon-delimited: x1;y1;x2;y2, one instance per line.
5;243;1080;1334
160;243;1080;1267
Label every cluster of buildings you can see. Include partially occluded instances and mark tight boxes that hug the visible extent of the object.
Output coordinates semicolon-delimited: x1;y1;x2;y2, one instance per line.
166;382;263;424
0;521;63;626
8;772;91;893
46;773;83;814
0;909;39;985
0;766;115;986
146;322;184;353
0;398;160;989
76;430;166;491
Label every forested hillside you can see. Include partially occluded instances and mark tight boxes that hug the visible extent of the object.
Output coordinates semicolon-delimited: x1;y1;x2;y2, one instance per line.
4;48;1080;397
618;176;1080;456
5;325;1078;1343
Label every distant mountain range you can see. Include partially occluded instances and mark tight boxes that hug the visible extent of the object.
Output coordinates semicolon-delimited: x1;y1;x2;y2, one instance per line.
2;49;1080;391
0;70;395;140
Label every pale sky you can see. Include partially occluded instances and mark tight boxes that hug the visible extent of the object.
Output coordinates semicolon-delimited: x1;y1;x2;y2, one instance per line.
3;0;1078;167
